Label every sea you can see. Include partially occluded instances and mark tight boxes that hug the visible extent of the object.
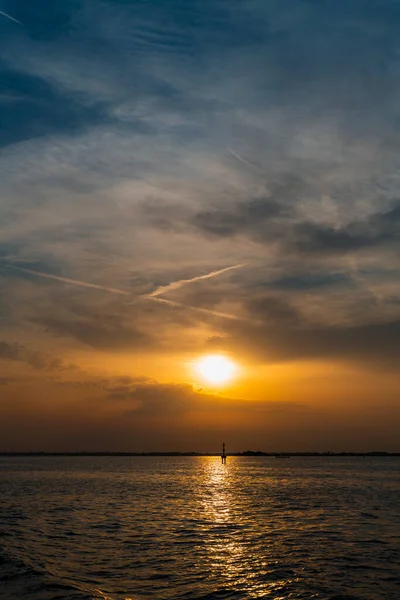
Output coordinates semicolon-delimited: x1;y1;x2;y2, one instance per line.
0;456;399;600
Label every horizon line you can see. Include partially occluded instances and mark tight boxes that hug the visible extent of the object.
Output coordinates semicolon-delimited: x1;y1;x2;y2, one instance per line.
0;451;399;457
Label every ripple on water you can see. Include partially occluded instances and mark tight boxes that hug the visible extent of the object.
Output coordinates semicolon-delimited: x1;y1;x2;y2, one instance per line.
0;456;399;600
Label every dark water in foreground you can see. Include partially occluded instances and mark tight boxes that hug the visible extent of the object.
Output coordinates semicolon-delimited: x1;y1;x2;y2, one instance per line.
0;457;399;600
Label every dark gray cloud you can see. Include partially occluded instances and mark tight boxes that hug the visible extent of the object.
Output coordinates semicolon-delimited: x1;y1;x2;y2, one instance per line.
33;315;152;350
244;295;300;326
192;198;400;256
290;202;400;255
77;374;308;416
263;272;351;291
0;341;21;361
0;340;65;370
192;197;289;239
219;318;400;366
121;382;308;417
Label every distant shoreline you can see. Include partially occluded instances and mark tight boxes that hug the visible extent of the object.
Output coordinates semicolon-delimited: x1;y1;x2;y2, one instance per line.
0;451;399;457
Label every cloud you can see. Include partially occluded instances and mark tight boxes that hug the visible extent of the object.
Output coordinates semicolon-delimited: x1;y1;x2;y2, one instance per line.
62;373;308;418
0;340;65;370
1;0;400;381
244;295;300;326
32;314;152;350
0;341;21;362
191;193;400;257
289;202;400;255
121;382;307;417
192;196;289;239
217;317;400;367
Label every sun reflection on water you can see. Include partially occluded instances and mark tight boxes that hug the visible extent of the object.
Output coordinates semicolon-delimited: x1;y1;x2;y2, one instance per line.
196;457;300;598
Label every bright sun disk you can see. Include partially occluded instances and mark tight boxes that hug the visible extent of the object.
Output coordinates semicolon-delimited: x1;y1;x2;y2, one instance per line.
195;355;237;385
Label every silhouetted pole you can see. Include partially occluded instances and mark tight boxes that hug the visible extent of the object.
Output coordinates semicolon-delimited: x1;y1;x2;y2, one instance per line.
221;442;226;464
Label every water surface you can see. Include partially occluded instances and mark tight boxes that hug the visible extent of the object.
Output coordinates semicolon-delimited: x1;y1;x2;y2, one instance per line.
1;456;399;599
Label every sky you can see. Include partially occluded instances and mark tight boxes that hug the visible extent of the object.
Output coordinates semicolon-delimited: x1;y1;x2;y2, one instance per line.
0;0;399;453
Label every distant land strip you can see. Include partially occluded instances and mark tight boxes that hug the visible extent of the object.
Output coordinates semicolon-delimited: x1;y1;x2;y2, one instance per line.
0;451;399;457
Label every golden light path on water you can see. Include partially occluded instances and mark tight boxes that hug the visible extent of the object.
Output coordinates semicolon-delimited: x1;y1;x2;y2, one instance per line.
92;457;299;600
196;458;300;599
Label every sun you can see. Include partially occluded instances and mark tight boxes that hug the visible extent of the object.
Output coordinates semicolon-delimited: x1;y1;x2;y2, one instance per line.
194;355;237;385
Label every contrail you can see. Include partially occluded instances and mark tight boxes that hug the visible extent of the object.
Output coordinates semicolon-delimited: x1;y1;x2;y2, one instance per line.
148;264;245;298
0;10;22;25
5;263;251;321
5;265;131;295
227;147;270;176
147;296;256;322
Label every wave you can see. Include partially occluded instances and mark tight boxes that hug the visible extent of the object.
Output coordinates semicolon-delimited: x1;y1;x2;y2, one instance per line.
0;544;96;600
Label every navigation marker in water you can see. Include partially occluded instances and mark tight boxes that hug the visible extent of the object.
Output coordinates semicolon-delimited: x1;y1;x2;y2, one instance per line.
221;442;226;464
